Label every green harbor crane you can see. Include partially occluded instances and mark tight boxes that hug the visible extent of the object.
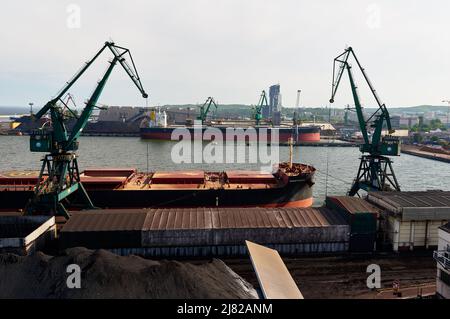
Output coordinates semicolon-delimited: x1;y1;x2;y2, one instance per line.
253;90;268;125
329;47;401;196
197;97;218;124
26;41;148;218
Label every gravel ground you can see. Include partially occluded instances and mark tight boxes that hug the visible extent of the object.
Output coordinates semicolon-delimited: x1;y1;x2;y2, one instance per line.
222;254;437;299
0;247;258;299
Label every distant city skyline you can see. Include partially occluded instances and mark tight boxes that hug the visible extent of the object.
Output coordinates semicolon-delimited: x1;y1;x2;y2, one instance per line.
1;1;450;109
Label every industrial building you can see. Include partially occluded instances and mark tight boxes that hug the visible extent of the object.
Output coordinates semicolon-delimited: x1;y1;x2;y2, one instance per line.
434;222;450;299
60;207;350;257
367;191;450;252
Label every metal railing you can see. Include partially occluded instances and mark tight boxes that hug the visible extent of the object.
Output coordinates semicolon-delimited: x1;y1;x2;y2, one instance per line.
434;250;450;270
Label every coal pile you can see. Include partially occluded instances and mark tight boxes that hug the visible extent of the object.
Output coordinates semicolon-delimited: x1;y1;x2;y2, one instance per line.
0;247;257;299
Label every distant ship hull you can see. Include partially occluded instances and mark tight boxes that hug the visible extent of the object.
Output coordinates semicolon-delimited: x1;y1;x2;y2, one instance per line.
140;125;321;143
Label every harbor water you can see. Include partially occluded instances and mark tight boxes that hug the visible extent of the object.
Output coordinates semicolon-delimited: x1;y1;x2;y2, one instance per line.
1;135;449;205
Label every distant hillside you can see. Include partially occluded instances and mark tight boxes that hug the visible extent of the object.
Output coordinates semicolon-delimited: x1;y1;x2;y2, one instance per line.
1;104;447;117
389;105;449;113
366;105;449;114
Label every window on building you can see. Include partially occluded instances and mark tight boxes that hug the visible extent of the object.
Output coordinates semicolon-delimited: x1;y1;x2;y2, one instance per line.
439;269;450;286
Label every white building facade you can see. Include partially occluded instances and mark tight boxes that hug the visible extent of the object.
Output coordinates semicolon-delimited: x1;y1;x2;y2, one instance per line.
434;223;450;299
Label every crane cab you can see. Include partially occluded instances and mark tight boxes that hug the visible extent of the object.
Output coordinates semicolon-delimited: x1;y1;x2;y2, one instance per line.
30;130;52;152
380;135;401;156
30;129;79;152
359;135;401;156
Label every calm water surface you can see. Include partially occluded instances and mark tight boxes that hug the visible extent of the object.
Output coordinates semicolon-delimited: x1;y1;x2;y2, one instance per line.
1;136;449;205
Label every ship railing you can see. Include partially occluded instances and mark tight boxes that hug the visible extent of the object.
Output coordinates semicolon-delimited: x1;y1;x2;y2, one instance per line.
434;250;450;270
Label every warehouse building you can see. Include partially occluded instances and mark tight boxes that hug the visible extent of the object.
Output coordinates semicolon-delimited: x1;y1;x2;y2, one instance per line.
367;191;450;252
60;207;350;257
434;223;450;299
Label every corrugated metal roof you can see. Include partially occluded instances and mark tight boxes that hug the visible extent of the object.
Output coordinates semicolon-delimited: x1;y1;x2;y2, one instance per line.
327;196;379;214
61;207;347;233
63;210;147;232
367;191;450;221
368;191;450;209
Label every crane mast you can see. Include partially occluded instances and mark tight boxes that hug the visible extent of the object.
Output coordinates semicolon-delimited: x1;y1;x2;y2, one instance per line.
253;90;268;126
26;41;148;218
329;47;401;196
197;97;218;124
293;89;301;125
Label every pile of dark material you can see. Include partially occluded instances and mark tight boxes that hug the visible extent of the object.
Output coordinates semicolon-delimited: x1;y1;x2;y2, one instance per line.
0;247;257;299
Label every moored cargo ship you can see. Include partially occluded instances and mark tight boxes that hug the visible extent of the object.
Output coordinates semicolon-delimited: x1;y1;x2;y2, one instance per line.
140;125;321;143
0;162;315;211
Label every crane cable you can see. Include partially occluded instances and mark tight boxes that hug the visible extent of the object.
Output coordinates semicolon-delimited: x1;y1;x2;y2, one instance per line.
314;167;350;185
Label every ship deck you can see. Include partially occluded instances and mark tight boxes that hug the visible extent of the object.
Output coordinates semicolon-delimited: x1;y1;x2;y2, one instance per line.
0;163;314;192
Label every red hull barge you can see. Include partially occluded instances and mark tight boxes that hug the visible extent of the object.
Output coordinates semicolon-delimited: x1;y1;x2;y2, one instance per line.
140;125;321;143
0;163;315;211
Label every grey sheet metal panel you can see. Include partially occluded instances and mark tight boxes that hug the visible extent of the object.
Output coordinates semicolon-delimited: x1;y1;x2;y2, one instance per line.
402;207;450;221
140;207;349;247
0;216;56;255
246;241;303;299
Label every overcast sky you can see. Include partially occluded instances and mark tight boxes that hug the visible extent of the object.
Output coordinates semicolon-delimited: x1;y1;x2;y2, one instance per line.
1;0;449;109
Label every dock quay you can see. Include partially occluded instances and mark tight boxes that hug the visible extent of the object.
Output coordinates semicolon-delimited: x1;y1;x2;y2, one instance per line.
401;144;450;163
259;139;359;147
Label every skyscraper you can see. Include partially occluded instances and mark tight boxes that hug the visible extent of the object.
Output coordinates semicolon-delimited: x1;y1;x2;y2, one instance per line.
269;84;281;114
262;84;281;119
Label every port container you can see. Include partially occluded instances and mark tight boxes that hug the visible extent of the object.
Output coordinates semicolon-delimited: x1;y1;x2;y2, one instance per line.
326;196;379;252
0;216;56;255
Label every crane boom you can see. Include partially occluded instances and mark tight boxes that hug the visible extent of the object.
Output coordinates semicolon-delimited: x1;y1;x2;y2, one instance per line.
35;44;109;120
253;90;268;125
330;47;397;155
329;46;401;196
26;41;148;218
66;57;118;147
197;97;218;123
